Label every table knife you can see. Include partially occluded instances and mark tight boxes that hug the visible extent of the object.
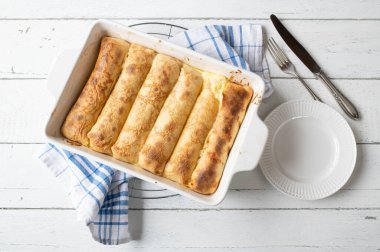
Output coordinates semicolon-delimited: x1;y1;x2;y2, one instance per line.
270;14;359;120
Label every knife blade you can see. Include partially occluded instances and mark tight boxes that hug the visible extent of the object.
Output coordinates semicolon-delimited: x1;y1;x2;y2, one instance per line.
270;14;321;74
270;14;360;120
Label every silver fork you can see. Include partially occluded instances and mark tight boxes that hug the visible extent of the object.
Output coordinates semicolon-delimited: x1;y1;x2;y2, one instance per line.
267;37;322;102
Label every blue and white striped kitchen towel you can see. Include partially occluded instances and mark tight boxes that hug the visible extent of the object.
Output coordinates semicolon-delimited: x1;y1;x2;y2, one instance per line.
39;23;272;246
39;144;130;245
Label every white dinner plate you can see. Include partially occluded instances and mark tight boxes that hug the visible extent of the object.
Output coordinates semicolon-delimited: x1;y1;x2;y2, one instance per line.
260;100;356;200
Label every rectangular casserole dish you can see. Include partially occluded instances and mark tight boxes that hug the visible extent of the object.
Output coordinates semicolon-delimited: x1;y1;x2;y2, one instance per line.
45;20;268;205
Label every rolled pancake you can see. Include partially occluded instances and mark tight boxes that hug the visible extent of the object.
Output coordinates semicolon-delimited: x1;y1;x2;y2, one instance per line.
138;64;203;175
188;82;253;194
87;44;156;154
163;73;221;184
112;54;182;163
61;37;130;146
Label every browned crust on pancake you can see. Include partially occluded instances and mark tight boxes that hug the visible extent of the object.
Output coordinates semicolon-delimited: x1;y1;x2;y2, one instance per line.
138;64;203;175
111;54;182;163
61;35;254;196
61;37;130;146
163;84;219;184
87;44;156;154
188;82;253;194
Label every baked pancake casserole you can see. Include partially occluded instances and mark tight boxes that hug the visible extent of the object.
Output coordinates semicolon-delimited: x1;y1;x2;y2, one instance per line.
61;36;253;195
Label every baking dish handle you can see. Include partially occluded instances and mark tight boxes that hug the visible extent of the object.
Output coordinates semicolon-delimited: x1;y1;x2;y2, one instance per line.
233;114;268;173
46;49;80;100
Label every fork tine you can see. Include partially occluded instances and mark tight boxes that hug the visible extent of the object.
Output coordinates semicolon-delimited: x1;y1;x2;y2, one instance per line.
268;43;285;68
268;38;287;65
267;39;285;66
267;41;282;66
269;37;289;64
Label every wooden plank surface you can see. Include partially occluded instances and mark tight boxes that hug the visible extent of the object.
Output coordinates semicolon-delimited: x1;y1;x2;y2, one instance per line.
0;209;379;251
1;0;380;20
0;144;379;210
1;19;380;79
1;0;380;250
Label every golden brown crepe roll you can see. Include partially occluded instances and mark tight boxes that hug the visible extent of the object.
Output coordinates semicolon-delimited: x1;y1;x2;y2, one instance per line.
138;65;203;175
188;82;253;194
61;37;130;146
163;73;220;184
87;44;156;154
111;54;182;163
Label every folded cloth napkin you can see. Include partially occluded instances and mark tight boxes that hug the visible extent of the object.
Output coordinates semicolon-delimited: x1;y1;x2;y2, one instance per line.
39;144;130;245
39;24;272;245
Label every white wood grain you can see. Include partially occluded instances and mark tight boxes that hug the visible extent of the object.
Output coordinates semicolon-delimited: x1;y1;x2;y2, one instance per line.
2;186;380;210
0;209;378;251
1;0;380;250
0;80;54;143
1;0;380;20
1;20;380;79
0;78;378;143
0;144;380;190
0;144;379;209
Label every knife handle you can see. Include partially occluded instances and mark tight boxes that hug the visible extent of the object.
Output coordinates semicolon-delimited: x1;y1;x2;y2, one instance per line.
316;71;360;120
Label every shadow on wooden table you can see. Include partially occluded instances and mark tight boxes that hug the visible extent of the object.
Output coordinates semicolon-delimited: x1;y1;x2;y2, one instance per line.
128;205;143;241
342;143;363;189
127;178;179;240
128;178;144;241
258;85;288;119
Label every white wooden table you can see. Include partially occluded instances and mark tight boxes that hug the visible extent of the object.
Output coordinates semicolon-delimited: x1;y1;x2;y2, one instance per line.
0;0;379;251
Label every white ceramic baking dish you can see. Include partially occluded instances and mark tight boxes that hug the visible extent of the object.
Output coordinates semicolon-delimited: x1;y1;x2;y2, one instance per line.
45;20;268;205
